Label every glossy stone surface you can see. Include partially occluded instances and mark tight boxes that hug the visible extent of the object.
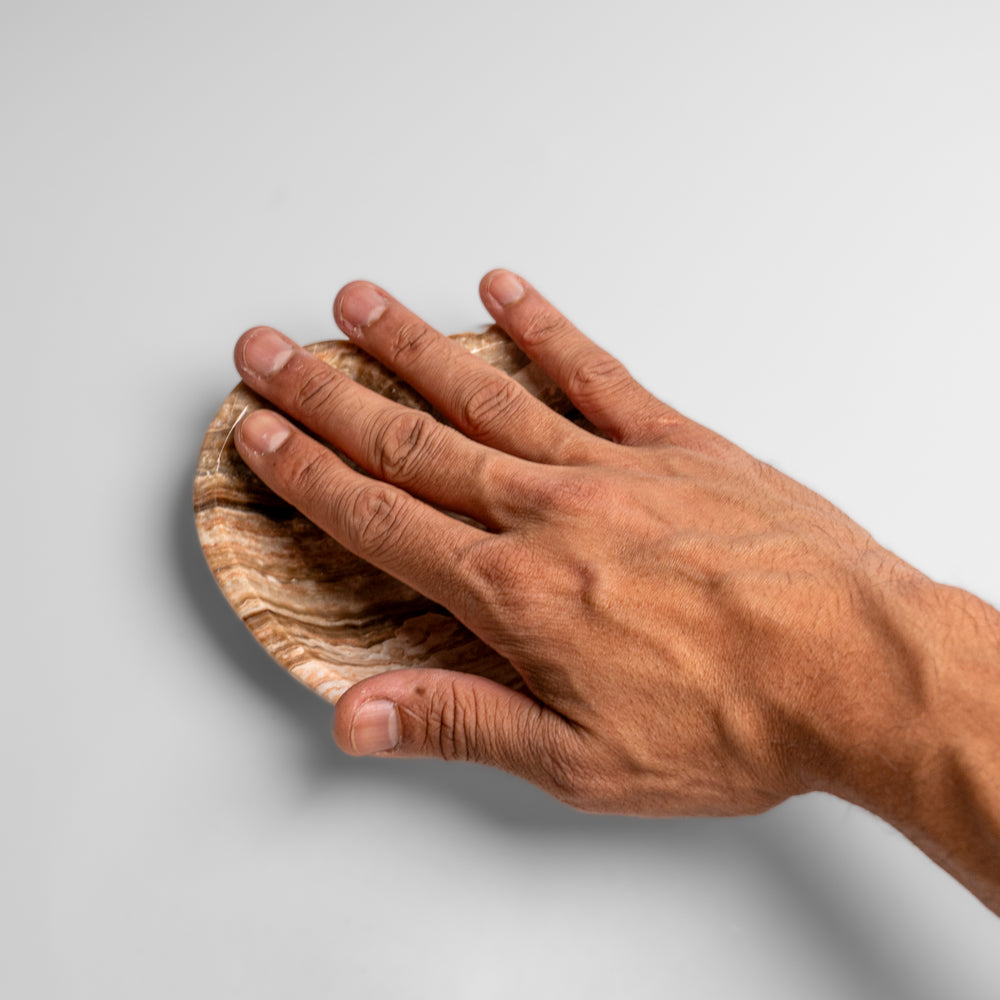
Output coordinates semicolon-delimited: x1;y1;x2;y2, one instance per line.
193;328;579;703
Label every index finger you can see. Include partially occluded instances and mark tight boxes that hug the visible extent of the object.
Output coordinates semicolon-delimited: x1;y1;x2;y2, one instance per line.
235;407;494;616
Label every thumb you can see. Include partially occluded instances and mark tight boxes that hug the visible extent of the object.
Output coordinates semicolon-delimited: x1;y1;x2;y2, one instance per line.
333;669;583;793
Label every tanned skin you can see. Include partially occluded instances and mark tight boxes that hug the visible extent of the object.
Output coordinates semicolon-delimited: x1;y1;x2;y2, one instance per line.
231;269;1000;915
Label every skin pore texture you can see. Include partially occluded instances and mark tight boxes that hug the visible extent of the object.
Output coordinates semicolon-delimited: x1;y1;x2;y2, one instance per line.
232;269;1000;915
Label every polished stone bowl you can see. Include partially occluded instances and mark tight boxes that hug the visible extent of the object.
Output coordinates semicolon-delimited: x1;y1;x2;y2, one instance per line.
193;328;581;703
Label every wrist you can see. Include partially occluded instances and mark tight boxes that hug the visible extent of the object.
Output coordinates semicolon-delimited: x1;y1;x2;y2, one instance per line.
815;566;1000;911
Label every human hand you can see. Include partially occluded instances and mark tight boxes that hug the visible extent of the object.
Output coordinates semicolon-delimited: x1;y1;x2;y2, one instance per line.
231;269;945;821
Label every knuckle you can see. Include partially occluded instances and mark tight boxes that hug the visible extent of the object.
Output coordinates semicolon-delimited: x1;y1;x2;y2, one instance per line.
540;730;602;809
458;375;524;439
519;311;570;349
345;483;408;558
285;449;331;501
455;537;532;612
625;406;699;448
293;364;339;414
387;321;435;366
370;409;440;483
425;680;481;762
532;471;610;519
566;353;632;403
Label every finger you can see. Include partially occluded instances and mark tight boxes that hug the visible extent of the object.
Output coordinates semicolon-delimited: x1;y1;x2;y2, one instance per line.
334;668;586;800
234;408;490;610
481;269;687;446
332;281;601;465
235;326;524;529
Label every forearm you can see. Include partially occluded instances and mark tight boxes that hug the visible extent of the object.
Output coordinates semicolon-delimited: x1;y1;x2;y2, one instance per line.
826;578;1000;914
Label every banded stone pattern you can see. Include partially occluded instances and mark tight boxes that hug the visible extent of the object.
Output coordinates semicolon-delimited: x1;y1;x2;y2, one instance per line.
193;327;583;704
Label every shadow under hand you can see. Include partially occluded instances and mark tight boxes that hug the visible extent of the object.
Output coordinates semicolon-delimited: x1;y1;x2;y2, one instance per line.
173;433;953;996
740;804;980;1000
172;457;331;739
171;447;586;830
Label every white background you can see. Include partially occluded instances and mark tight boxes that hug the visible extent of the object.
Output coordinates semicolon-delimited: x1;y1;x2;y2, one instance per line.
3;1;999;996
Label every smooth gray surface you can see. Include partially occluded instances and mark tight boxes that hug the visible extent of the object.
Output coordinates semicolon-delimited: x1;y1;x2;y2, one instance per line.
3;1;998;996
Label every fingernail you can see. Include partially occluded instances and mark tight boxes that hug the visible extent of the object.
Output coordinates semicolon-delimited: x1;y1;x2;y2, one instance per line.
350;699;400;754
339;283;387;335
489;271;524;306
243;328;295;376
240;410;291;453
